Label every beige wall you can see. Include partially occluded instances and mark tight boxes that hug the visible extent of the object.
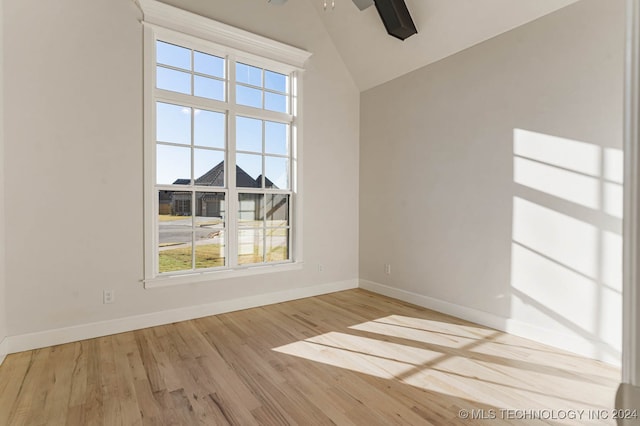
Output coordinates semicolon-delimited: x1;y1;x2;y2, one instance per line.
0;0;6;353
360;0;624;363
3;0;359;336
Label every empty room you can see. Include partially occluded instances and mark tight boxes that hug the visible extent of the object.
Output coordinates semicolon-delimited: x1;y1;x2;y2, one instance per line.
1;0;639;424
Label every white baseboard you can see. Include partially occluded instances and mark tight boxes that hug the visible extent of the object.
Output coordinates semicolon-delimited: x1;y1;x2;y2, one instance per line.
0;337;7;366
359;279;621;366
6;279;358;355
504;314;621;366
359;279;507;330
5;278;620;366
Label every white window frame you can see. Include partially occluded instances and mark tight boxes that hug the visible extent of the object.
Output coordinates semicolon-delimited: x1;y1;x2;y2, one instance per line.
137;0;311;288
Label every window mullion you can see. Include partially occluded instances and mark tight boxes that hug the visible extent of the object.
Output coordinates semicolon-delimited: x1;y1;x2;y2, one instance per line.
261;119;266;262
156;91;229;114
261;69;266;110
227;56;238;268
287;94;293;261
191;101;196;270
191;190;196;270
263;195;267;263
289;192;293;262
262;120;266;189
190;49;195;96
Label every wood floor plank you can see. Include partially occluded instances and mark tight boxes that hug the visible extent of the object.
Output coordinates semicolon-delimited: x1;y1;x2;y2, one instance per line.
0;352;33;426
11;348;53;426
0;289;621;425
40;344;77;425
67;341;88;410
99;336;126;426
82;339;105;426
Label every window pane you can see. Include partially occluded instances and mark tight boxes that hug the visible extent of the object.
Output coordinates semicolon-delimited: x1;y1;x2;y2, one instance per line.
236;153;262;188
194;51;224;78
238;193;263;226
195;230;225;269
157;145;191;185
238;229;264;265
266;228;289;262
265;70;287;93
158;232;193;273
236;63;262;87
195;192;225;228
265;92;287;113
194;109;225;149
265;121;288;155
157;102;191;145
266;194;289;227
156;41;191;70
194;149;224;186
265;156;288;189
158;190;192;273
158;191;193;221
195;192;225;269
194;76;224;101
236;85;262;108
157;66;191;95
236;116;262;153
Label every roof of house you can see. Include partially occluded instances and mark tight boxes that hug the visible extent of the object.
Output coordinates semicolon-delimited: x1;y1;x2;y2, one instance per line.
171;161;277;189
194;161;225;186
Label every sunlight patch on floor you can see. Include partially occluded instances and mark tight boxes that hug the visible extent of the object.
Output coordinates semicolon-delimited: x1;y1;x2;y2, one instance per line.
273;316;619;421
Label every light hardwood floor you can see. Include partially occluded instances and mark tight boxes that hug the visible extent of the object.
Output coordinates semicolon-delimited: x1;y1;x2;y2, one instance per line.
0;289;621;425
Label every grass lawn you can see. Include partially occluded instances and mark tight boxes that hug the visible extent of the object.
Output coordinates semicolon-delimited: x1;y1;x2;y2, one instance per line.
159;244;224;272
160;242;288;272
158;215;189;222
158;215;223;226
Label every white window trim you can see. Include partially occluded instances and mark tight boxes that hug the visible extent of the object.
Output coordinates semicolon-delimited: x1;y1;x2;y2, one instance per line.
135;0;311;69
137;0;311;288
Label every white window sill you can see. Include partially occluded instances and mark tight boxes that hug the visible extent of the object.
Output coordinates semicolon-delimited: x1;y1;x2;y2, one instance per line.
143;261;304;289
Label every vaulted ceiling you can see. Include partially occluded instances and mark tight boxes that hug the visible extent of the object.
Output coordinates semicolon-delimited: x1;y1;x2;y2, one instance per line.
309;0;580;91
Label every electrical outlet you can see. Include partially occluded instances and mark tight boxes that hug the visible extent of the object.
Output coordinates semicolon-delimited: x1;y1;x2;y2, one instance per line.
318;264;324;272
103;289;115;304
384;264;391;275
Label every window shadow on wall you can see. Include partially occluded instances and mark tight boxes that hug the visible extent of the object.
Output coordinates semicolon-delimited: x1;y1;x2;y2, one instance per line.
511;128;622;364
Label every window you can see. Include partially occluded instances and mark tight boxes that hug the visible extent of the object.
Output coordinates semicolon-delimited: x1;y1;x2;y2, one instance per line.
139;0;311;286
